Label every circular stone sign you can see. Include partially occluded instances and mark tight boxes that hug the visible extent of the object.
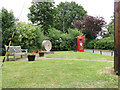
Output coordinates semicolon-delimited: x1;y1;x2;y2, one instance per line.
42;40;52;51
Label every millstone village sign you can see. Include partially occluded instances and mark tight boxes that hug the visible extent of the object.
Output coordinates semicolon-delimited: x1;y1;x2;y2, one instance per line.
114;0;120;75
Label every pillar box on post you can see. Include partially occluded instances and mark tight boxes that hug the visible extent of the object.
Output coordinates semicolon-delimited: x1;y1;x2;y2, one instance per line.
75;36;84;52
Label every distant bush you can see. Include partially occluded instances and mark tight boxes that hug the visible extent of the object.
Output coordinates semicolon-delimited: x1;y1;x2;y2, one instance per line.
14;22;47;52
47;28;85;51
2;22;85;55
86;36;114;50
67;28;86;49
73;15;106;41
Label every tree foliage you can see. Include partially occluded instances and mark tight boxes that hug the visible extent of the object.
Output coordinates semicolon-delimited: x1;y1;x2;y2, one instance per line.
47;28;84;51
107;15;114;37
86;36;114;50
101;15;114;38
1;8;15;44
54;1;87;33
107;23;114;36
0;11;2;55
14;22;46;51
1;8;15;55
1;8;15;30
28;2;57;34
73;15;106;41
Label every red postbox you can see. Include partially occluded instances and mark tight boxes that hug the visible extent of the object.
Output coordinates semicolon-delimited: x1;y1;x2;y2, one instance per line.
75;36;84;52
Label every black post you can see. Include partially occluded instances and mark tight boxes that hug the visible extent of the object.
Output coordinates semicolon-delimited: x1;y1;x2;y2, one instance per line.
100;51;102;55
111;52;113;56
74;38;77;52
93;43;94;53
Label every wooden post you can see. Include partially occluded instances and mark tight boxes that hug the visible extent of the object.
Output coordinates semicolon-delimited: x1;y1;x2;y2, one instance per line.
114;0;120;75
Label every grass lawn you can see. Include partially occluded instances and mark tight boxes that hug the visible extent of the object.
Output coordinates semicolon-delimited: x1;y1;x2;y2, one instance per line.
1;51;114;61
45;51;114;60
0;62;2;89
2;59;118;88
0;55;26;61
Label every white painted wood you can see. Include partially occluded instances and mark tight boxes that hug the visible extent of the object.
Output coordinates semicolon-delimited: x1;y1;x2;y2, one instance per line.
5;45;28;61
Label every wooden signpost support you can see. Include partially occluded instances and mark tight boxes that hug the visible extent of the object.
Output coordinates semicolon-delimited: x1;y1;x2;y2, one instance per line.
114;0;120;75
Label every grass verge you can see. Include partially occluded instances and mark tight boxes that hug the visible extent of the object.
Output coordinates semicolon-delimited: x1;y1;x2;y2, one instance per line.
1;51;113;61
45;51;114;60
2;59;118;88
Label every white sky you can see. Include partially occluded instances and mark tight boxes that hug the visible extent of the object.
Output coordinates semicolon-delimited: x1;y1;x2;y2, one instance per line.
0;0;114;24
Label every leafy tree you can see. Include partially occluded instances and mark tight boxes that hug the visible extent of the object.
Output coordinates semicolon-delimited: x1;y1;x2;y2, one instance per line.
54;1;87;33
0;12;2;55
28;2;57;34
86;36;114;50
110;14;114;23
103;15;114;38
47;28;84;51
1;8;15;55
14;22;46;51
1;8;15;44
73;15;106;41
107;15;114;37
105;23;114;37
2;8;15;30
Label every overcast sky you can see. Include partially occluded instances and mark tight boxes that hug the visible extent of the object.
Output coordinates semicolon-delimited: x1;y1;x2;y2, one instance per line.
0;0;114;24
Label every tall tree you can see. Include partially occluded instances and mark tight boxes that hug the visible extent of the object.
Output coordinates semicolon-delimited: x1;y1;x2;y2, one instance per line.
2;8;15;30
0;11;2;55
107;15;114;37
73;15;106;41
1;8;15;55
28;2;57;34
54;1;87;33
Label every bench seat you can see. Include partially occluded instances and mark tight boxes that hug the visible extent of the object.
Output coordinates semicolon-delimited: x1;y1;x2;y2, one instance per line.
5;45;28;61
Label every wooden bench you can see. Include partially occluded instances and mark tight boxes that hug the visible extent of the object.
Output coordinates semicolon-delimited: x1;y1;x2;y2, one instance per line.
5;45;28;61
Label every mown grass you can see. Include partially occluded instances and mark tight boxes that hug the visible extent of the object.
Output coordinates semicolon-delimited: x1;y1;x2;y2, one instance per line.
0;61;2;89
0;55;26;61
45;51;114;60
1;51;114;61
2;59;118;88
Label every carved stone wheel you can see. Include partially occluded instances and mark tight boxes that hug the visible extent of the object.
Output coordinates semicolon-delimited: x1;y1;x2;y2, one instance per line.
42;40;52;52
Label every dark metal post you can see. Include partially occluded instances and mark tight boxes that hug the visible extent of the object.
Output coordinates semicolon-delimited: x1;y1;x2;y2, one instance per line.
114;0;120;75
100;51;102;55
74;38;77;52
111;52;113;56
93;43;95;53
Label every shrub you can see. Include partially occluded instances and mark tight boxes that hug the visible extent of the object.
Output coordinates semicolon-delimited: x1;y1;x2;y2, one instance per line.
68;28;86;49
14;22;46;52
73;15;106;41
86;36;114;50
3;22;85;55
47;28;85;51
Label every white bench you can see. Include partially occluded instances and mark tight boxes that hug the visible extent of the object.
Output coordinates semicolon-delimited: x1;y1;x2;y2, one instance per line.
5;45;28;61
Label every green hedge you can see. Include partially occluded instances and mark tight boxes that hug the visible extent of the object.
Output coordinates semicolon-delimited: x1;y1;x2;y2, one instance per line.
47;28;85;51
15;22;48;52
86;36;114;50
2;22;47;55
2;22;85;55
